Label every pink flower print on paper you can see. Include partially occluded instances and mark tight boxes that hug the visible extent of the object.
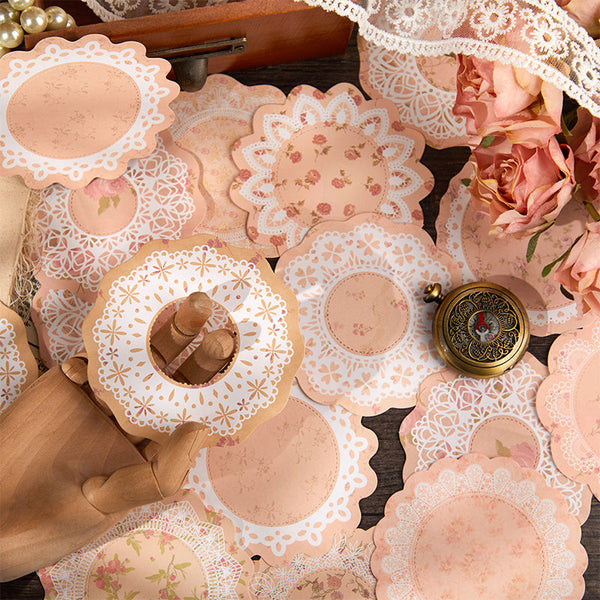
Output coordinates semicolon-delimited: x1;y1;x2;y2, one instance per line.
369;183;382;197
331;170;351;189
84;176;128;215
313;134;328;145
344;203;356;217
290;151;302;163
496;439;537;468
317;203;332;215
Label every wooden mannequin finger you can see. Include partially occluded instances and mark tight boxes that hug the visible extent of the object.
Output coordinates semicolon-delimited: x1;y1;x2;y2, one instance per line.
150;291;213;369
173;328;236;385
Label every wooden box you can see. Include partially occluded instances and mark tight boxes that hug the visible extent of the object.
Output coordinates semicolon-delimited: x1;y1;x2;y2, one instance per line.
24;0;353;76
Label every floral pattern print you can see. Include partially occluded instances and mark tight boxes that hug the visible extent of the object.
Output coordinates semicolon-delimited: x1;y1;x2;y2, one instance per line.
436;164;597;335
83;235;303;443
251;530;376;599
358;38;468;149
0;303;37;414
401;354;592;523
372;455;587;600
0;36;179;189
275;214;461;414
83;0;234;21
230;83;433;256
169;74;285;252
186;383;378;565
536;319;600;499
39;494;254;600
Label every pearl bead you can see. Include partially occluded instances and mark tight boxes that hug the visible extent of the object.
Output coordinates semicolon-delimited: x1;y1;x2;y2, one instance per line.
0;44;10;57
8;0;34;11
44;5;68;30
0;2;19;22
20;6;47;33
0;20;23;48
0;6;13;25
65;14;75;28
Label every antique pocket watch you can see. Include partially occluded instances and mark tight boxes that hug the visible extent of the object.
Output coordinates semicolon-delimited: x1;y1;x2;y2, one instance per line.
424;281;530;378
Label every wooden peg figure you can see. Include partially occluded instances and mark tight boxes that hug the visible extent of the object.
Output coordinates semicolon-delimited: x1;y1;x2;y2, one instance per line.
0;291;217;582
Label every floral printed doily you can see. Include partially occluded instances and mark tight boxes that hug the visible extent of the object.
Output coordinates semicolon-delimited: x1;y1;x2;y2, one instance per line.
38;493;254;600
436;164;595;336
230;83;433;256
169;74;285;252
401;353;592;523
251;529;376;600
275;214;461;414
372;455;587;600
536;318;600;499
0;302;37;414
358;38;468;149
0;35;179;189
186;383;378;565
83;235;303;444
82;0;236;21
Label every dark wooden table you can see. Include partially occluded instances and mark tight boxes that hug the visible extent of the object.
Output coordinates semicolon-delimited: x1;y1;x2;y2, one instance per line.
1;27;598;600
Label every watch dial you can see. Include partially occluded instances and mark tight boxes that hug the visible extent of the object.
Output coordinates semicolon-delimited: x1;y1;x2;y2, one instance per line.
467;310;501;343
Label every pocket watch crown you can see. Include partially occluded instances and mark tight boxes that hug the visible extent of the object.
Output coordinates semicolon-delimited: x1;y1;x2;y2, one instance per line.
423;283;445;305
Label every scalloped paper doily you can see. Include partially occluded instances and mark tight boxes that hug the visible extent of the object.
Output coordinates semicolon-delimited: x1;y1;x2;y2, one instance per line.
358;37;468;149
186;383;378;565
169;74;285;252
0;35;179;189
83;235;303;444
372;454;588;600
251;529;376;600
536;318;600;499
230;83;433;256
436;164;595;336
401;353;592;523
0;302;37;414
38;492;254;600
275;213;461;414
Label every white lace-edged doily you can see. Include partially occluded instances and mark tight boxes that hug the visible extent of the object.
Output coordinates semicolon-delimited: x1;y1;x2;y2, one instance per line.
186;383;378;565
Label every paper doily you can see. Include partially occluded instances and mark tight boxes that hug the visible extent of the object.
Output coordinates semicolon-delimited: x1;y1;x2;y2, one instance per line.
82;0;236;21
186;383;378;565
401;353;592;523
0;303;37;414
83;235;303;444
372;454;587;600
230;83;433;256
39;493;254;600
358;37;468;149
0;35;179;189
169;74;285;251
251;529;376;600
275;214;461;414
536;318;600;499
436;163;595;336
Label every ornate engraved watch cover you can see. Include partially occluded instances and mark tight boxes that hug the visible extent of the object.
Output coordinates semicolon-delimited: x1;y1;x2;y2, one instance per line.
424;281;530;378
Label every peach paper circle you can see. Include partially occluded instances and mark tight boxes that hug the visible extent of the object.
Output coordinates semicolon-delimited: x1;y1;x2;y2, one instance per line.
325;272;409;356
7;64;140;160
207;395;339;526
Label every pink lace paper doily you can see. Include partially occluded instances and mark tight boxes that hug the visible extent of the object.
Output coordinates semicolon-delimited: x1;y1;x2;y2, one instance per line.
401;353;592;523
0;35;179;189
251;529;376;600
83;235;303;445
372;454;588;600
169;74;285;252
30;131;209;367
38;492;254;600
358;37;468;149
186;383;378;565
536;318;600;500
230;83;433;256
275;213;461;414
436;164;595;336
0;302;37;414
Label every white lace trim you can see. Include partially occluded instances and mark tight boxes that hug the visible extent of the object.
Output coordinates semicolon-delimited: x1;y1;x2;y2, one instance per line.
298;0;600;119
0;318;29;414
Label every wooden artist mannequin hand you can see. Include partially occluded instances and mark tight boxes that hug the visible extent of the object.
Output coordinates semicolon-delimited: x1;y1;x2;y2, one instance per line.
0;292;236;582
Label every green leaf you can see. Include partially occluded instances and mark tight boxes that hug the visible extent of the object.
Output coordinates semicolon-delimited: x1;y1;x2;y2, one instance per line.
460;178;471;187
481;135;495;148
541;234;583;277
174;562;192;570
125;592;140;600
444;52;456;58
526;220;554;262
145;573;164;582
560;285;575;300
496;439;512;457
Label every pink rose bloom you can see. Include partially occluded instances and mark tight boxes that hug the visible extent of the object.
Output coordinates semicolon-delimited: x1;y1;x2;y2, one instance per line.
316;202;331;215
290;151;302;163
344;149;359;160
561;0;600;37
565;107;600;209
554;220;600;314
454;55;562;147
313;134;328;145
509;442;537;468
470;134;575;237
331;177;345;189
84;176;127;201
306;169;321;184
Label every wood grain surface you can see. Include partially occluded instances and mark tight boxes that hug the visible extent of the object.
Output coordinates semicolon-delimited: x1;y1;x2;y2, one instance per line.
1;28;598;600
